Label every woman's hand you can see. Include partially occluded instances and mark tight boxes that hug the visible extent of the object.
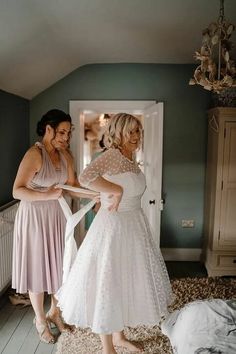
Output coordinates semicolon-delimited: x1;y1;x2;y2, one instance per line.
82;176;123;212
93;194;100;203
46;185;63;200
93;201;101;213
83;191;100;201
108;188;123;212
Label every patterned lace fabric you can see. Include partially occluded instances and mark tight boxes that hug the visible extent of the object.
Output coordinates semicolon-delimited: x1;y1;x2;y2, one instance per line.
56;203;174;333
56;149;174;333
79;148;140;187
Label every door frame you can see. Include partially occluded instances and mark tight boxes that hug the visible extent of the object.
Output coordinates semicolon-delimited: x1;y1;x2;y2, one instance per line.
69;100;163;243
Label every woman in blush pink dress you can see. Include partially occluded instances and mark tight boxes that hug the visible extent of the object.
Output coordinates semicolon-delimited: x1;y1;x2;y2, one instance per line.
12;109;92;344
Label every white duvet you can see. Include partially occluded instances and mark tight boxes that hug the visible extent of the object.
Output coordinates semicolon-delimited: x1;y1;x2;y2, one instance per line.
161;299;236;354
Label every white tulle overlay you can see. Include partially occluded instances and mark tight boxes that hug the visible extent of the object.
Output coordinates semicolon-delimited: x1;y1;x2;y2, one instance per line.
56;149;174;334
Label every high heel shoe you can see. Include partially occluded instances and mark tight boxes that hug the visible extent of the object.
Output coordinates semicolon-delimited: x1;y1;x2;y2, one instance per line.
9;294;31;307
46;310;74;333
33;317;55;344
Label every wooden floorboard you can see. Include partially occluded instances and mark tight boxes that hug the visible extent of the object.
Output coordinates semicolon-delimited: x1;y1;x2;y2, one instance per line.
17;321;44;354
0;305;28;353
0;299;58;354
0;302;15;331
35;342;57;354
2;306;33;354
51;344;58;354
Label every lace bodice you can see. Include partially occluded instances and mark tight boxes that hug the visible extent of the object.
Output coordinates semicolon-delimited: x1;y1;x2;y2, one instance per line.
79;148;141;187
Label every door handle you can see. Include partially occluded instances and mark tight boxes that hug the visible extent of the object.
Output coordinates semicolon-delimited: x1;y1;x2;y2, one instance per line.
149;200;155;204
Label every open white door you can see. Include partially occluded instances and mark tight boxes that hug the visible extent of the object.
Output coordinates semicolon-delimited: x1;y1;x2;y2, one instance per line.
142;102;164;246
69;100;164;246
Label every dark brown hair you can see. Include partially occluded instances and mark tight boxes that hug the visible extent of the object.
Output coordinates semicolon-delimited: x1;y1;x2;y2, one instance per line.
36;109;72;137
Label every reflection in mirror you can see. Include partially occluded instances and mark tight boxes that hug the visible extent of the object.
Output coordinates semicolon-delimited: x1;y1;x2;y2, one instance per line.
83;113;110;168
82;112;144;171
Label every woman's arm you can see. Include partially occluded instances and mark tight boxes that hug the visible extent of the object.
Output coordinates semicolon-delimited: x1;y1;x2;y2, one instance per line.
61;148;100;200
13;146;62;201
87;176;122;211
79;149;123;211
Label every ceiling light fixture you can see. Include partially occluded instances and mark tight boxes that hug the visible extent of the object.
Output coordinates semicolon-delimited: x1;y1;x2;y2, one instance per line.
189;0;236;93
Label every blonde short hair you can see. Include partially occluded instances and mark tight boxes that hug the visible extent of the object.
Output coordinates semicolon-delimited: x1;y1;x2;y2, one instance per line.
104;113;142;149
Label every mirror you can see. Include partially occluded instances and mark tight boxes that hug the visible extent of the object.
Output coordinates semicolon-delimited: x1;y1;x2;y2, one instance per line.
82;112;144;171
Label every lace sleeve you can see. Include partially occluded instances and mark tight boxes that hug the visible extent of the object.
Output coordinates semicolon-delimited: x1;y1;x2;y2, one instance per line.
79;149;121;187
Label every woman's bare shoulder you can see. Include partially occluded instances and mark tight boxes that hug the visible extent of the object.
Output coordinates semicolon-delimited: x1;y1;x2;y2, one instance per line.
22;145;42;166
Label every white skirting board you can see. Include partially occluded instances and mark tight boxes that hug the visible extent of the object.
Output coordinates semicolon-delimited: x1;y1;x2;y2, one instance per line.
161;248;202;261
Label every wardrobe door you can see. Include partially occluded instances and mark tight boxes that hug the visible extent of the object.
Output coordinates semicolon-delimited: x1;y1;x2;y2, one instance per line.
219;122;236;248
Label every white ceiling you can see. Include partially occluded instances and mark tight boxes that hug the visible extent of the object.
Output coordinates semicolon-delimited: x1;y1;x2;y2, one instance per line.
1;0;236;99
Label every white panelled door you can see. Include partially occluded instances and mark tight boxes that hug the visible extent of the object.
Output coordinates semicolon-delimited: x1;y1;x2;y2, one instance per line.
142;102;164;246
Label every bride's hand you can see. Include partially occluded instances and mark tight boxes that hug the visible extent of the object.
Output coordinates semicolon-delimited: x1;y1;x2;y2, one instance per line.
108;189;123;212
93;194;100;203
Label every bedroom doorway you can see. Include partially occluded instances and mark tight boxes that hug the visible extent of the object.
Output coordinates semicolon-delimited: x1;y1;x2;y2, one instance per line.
69;100;164;246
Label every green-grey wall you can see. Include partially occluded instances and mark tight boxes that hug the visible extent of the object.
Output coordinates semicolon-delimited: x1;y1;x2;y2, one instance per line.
30;64;211;248
0;89;29;206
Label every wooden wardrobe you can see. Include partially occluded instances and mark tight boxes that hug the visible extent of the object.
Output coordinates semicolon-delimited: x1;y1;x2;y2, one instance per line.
204;107;236;276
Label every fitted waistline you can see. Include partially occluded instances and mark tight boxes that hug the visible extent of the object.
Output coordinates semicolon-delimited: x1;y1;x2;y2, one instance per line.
101;195;141;212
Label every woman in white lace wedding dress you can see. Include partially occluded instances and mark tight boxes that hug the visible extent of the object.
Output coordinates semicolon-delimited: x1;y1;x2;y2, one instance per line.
56;113;174;354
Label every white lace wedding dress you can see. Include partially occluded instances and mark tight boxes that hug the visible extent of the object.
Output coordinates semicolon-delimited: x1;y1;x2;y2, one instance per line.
56;148;174;334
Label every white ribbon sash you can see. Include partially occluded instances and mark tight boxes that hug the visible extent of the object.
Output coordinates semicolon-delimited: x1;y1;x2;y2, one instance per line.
57;185;96;283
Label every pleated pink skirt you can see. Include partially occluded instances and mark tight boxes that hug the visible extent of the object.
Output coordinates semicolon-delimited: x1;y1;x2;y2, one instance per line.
12;200;66;294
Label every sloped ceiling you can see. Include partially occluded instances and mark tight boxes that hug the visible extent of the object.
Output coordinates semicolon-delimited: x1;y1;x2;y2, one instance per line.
0;0;236;99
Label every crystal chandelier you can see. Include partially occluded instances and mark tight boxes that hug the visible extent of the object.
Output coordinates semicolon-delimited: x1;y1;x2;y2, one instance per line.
189;0;236;93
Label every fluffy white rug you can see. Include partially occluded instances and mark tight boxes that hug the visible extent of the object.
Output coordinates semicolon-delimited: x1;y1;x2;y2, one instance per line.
56;277;236;354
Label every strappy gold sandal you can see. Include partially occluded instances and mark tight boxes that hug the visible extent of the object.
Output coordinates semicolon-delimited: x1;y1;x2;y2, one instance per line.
33;317;55;344
46;310;75;333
